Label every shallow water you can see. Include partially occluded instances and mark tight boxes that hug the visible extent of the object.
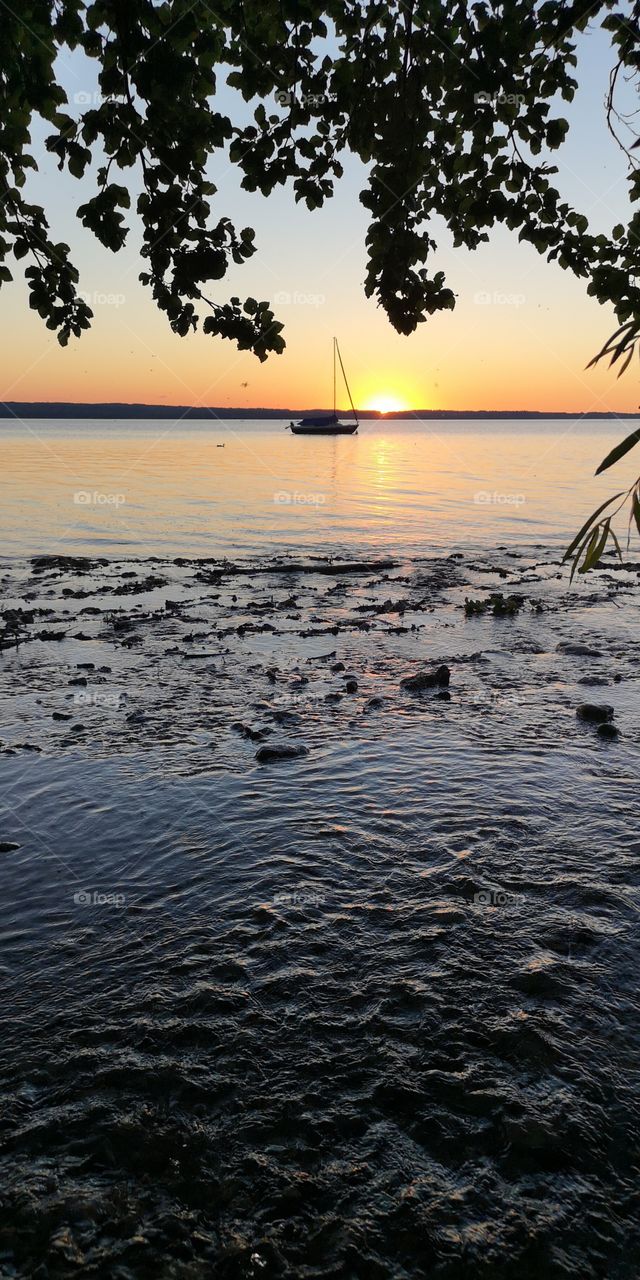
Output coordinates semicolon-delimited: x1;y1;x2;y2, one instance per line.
1;543;639;1277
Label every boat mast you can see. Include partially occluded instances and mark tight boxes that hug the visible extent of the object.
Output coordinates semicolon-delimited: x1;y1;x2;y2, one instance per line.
333;337;336;418
335;340;359;426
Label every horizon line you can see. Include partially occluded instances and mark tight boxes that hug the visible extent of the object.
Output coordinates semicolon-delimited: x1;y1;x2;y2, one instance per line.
1;401;639;421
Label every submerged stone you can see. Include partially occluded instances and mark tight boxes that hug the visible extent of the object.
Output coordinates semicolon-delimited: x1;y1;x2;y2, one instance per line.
558;641;603;657
255;742;308;763
401;664;450;691
597;722;620;740
576;703;614;724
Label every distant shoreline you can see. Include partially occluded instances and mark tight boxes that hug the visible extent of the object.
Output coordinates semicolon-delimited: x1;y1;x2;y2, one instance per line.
1;402;639;421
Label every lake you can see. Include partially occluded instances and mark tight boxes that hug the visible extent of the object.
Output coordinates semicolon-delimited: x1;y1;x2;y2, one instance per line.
1;418;639;1279
0;417;633;557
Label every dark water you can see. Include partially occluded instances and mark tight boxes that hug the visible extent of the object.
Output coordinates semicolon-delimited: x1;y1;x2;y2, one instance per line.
1;548;639;1277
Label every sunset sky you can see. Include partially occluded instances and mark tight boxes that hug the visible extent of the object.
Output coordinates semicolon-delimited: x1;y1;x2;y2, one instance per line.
1;22;637;414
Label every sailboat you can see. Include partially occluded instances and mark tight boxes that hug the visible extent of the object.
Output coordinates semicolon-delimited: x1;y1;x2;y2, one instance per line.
287;338;359;435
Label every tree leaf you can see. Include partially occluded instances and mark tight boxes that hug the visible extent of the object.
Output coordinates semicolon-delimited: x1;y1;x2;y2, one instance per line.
633;491;640;538
563;492;624;560
578;521;610;573
596;430;640;475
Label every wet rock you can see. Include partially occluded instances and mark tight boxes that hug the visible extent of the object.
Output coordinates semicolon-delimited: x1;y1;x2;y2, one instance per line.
112;573;166;595
324;693;342;704
331;662;345;673
232;722;270;742
364;696;384;710
557;641;603;657
67;676;87;687
2;607;36;625
578;676;608;686
52;712;72;721
576;704;614;725
597;723;620;740
31;555;97;573
0;841;20;853
437;689;451;701
401;664;450;692
344;678;358;694
272;709;301;725
255;742;308;764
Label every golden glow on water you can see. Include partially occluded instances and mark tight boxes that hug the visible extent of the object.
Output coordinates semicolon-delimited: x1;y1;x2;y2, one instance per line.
0;418;634;558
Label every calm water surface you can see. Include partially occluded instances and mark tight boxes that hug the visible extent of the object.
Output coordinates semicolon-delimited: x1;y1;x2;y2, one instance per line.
0;417;635;556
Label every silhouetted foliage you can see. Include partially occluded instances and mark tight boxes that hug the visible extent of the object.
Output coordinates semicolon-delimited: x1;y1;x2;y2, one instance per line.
1;0;638;360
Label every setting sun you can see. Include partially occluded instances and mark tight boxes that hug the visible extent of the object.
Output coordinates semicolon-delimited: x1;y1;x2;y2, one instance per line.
362;393;410;415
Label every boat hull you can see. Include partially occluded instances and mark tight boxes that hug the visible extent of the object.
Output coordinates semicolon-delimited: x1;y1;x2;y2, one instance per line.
289;423;358;435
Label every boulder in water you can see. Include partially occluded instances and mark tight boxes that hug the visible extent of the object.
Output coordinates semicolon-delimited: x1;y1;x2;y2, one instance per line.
576;703;614;724
401;664;450;692
597;722;619;740
255;742;308;764
557;641;603;658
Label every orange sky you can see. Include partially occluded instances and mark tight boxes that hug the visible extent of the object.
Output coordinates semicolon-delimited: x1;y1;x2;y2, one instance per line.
0;28;637;415
1;260;634;414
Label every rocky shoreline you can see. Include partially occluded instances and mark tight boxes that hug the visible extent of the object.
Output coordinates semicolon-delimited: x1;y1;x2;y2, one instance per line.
1;547;638;773
1;547;639;1279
